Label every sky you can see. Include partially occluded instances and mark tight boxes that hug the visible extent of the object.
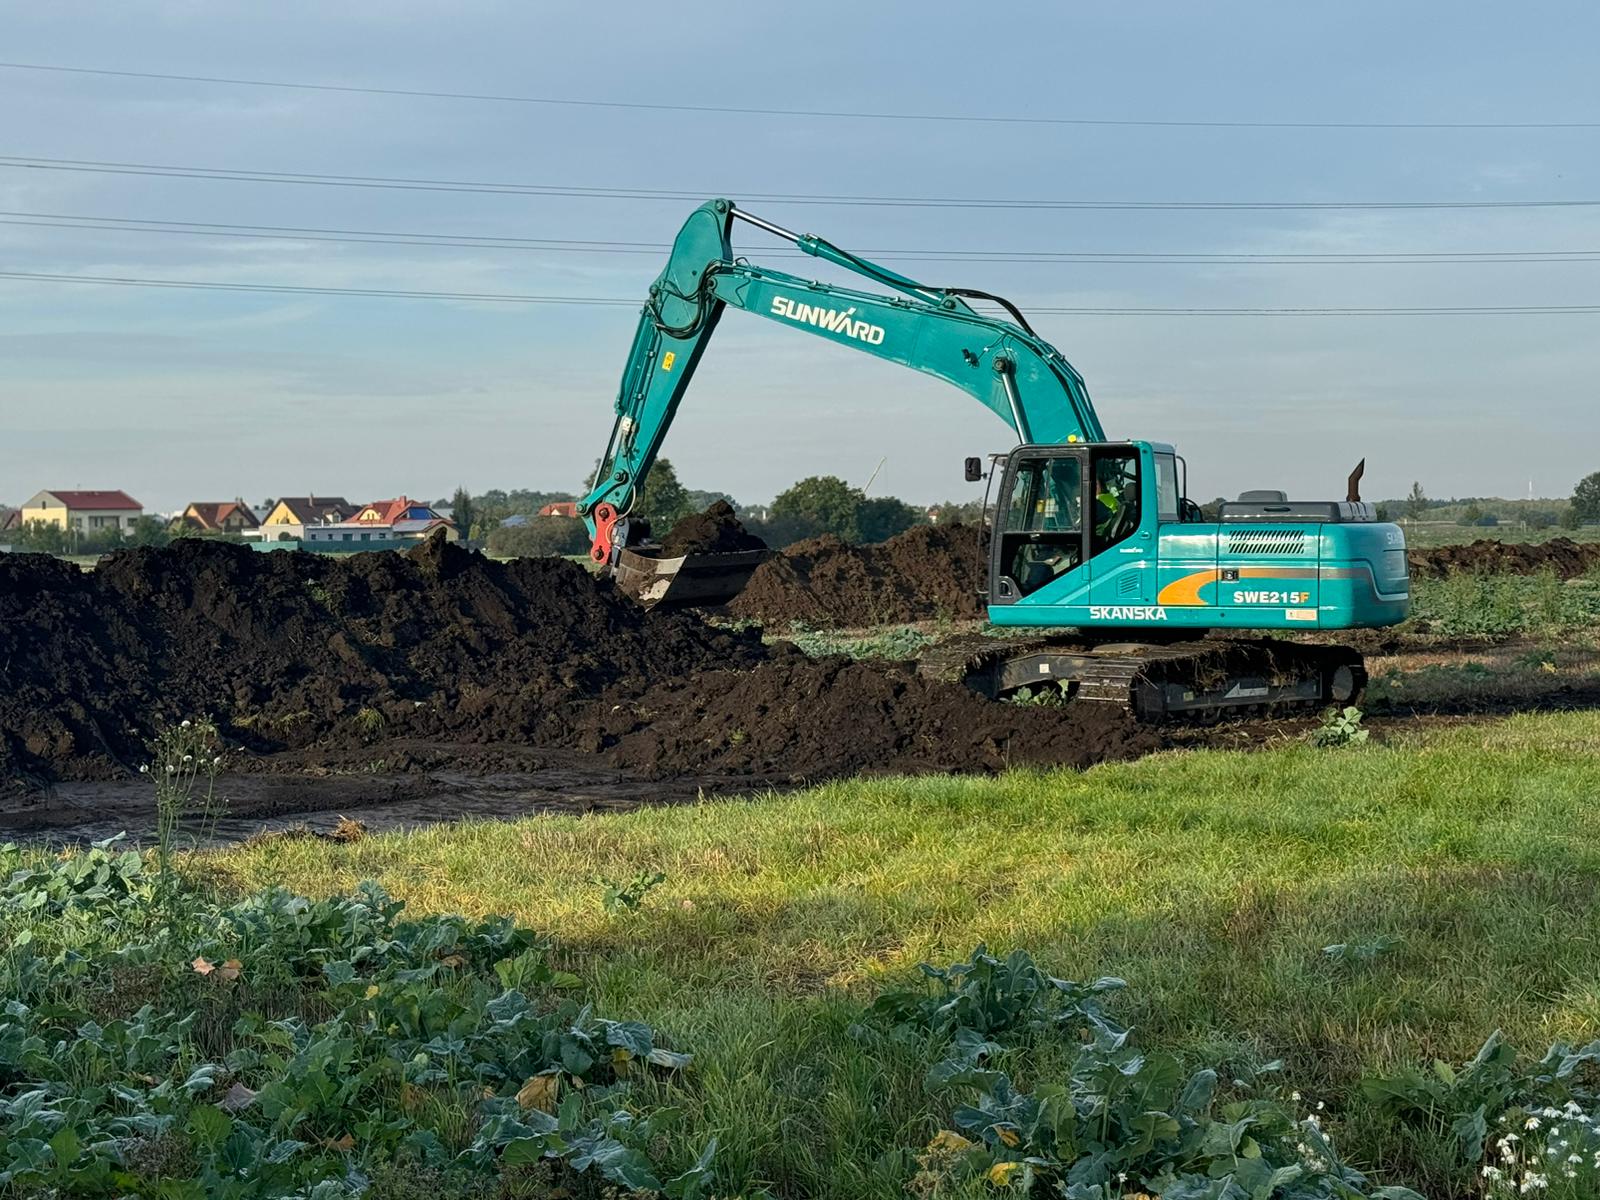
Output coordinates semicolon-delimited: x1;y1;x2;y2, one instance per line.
1;0;1597;514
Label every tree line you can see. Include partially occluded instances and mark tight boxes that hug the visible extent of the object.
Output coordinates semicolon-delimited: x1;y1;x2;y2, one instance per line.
480;459;975;558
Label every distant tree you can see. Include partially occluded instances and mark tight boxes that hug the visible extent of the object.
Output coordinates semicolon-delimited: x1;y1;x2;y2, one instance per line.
684;488;735;513
128;516;171;548
1561;505;1584;531
858;495;922;543
1458;502;1484;527
16;519;68;553
635;458;694;530
1200;496;1227;521
450;487;477;542
1525;510;1555;530
487;518;588;558
929;498;987;525
1374;501;1391;522
771;475;864;541
1574;471;1600;522
1406;481;1428;521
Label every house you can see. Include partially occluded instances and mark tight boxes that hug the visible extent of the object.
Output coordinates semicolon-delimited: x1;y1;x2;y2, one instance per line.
20;490;143;536
259;496;356;542
539;501;580;519
172;500;261;535
302;497;458;548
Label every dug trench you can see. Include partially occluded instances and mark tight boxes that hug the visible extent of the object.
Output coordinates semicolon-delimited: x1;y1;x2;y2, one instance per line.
0;534;1161;839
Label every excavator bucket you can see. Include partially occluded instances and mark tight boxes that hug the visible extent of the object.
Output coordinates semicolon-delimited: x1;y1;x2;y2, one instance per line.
613;546;770;611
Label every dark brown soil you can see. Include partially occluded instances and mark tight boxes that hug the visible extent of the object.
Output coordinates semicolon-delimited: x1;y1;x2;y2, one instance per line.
0;537;1154;787
659;500;767;556
727;523;987;627
587;657;1160;781
1409;537;1600;579
0;537;765;782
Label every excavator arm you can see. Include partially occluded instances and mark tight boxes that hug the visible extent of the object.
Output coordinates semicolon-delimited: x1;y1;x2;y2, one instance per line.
578;199;1103;564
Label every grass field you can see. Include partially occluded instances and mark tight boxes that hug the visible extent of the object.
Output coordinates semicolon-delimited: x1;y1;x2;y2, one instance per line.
8;589;1600;1197
1400;524;1600;550
192;710;1600;1197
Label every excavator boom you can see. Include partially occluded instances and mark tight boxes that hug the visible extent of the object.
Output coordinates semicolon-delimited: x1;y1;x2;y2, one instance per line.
579;198;1101;576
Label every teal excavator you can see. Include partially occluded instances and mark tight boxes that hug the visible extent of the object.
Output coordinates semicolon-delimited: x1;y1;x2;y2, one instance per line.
577;200;1411;720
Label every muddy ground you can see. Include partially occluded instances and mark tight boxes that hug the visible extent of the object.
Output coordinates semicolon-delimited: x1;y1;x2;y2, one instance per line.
1407;536;1600;580
5;531;1596;845
0;537;1156;810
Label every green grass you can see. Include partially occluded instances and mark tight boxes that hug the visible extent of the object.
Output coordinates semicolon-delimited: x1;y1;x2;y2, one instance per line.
1404;569;1600;639
1401;523;1600;549
197;710;1600;1197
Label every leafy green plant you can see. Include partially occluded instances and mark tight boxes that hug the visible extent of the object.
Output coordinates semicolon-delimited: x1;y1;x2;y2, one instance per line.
875;949;1421;1199
1311;706;1370;748
591;868;667;915
1362;1031;1600;1164
0;851;712;1198
1323;935;1404;965
869;945;1124;1045
1006;680;1073;707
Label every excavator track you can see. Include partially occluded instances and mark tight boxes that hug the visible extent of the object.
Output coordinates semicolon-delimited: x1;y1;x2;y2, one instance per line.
917;633;1365;723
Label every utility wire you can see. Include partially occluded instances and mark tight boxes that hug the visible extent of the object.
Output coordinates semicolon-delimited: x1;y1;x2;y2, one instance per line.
1;60;1596;131
5;155;1600;212
5;269;1600;315
8;211;1600;264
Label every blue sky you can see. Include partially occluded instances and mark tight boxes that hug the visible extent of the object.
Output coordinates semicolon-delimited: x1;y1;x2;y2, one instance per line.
1;1;1596;513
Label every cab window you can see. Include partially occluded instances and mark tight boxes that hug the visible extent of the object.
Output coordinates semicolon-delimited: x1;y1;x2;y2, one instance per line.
1155;452;1180;521
1091;450;1141;553
999;455;1083;597
1005;456;1082;533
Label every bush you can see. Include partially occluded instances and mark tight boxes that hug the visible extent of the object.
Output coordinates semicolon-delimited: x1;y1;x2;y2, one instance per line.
487;518;588;558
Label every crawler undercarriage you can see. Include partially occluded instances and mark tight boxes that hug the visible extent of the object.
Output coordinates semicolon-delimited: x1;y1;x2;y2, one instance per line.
917;634;1365;722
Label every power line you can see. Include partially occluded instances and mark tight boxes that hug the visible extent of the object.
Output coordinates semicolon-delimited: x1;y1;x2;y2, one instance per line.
12;211;1600;266
6;154;1600;212
5;269;1600;315
8;210;1600;264
2;60;1596;131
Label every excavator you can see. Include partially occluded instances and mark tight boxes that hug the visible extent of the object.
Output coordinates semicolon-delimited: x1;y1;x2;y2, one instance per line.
576;199;1411;721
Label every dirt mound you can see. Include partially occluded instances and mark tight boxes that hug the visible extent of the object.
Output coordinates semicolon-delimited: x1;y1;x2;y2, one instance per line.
1409;537;1600;580
0;538;764;782
728;523;986;627
0;537;1150;787
586;657;1160;781
659;500;767;556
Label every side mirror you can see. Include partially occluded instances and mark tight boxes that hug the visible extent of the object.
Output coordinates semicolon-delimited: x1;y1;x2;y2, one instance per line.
963;456;983;483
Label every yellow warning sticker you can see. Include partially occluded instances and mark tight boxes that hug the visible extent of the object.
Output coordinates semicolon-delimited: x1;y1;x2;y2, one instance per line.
661;351;676;372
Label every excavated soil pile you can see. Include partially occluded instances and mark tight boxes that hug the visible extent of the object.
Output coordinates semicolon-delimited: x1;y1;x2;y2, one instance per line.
0;538;1154;784
659;500;767;556
728;523;986;627
0;538;763;781
589;658;1159;780
1409;537;1600;580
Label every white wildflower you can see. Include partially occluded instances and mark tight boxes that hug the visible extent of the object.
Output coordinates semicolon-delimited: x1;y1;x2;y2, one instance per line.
1568;1154;1583;1165
181;719;191;728
1526;1117;1541;1131
139;764;149;773
1291;1091;1301;1102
